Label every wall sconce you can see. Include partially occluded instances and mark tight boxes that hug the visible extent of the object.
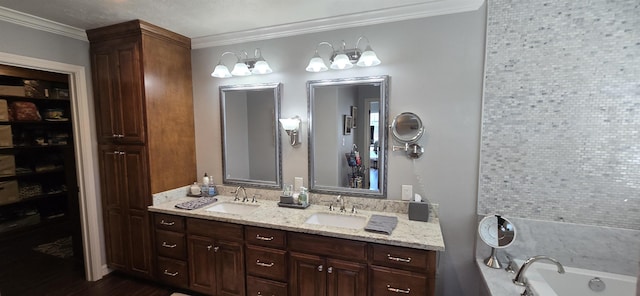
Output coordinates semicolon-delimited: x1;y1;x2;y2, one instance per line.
306;36;381;72
279;116;301;147
211;48;273;78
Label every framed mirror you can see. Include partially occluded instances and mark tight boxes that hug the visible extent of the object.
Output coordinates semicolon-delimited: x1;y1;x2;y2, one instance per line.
391;112;424;143
220;82;282;189
308;76;389;198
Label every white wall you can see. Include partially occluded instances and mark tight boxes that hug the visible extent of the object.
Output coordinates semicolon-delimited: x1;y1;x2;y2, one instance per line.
192;5;487;295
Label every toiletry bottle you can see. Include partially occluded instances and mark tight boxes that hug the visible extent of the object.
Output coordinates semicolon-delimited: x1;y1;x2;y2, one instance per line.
299;187;308;206
207;177;217;196
202;173;210;197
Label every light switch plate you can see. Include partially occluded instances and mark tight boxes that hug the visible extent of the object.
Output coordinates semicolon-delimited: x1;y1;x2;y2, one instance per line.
294;177;303;191
402;185;413;201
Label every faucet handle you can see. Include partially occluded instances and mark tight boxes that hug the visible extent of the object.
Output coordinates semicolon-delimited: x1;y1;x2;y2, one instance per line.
351;205;357;214
251;194;261;203
329;203;334;211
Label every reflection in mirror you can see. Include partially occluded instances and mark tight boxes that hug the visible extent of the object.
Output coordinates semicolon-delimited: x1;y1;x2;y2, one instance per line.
308;76;389;198
220;83;282;189
391;112;424;143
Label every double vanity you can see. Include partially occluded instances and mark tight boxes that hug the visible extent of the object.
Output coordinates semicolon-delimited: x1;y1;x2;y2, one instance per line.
149;189;444;296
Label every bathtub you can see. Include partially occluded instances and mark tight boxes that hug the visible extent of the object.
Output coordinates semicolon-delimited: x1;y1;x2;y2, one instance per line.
516;260;637;296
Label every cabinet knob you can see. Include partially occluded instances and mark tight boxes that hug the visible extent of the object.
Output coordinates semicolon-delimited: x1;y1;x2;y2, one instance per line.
207;245;212;251
214;246;220;252
118;134;124;138
386;285;411;294
317;265;323;272
327;267;333;274
112;134;118;138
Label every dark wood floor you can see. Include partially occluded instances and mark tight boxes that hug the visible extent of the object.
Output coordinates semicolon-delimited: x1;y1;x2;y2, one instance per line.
0;234;176;296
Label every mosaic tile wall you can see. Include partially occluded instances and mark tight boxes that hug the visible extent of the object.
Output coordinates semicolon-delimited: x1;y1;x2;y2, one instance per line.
479;0;640;230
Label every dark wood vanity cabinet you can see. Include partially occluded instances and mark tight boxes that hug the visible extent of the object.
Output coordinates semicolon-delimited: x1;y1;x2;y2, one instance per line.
153;213;188;288
368;244;437;296
88;20;196;279
289;233;368;296
151;213;437;296
187;218;245;296
245;226;289;295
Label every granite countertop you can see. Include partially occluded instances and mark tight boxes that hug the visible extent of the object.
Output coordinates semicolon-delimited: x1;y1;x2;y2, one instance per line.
148;194;445;251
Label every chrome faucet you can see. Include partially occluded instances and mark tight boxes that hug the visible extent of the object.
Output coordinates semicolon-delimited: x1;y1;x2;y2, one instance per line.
336;195;346;212
232;186;247;202
513;255;565;286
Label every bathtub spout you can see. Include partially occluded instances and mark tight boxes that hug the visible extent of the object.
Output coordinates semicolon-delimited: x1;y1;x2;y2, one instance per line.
513;255;565;286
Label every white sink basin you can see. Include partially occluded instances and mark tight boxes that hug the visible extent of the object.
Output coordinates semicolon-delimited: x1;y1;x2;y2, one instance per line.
205;202;259;215
305;212;367;229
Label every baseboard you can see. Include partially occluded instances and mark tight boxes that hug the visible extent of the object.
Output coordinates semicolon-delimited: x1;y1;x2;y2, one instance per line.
100;264;111;278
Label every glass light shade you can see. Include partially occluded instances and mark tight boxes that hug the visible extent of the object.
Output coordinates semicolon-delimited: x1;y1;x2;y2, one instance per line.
252;60;273;74
356;45;381;67
279;117;300;130
211;64;232;78
330;53;354;70
231;62;251;76
306;54;328;72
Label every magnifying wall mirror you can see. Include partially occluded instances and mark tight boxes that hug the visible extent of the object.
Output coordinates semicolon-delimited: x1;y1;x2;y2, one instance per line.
220;83;282;189
308;76;389;198
478;214;516;268
391;112;424;159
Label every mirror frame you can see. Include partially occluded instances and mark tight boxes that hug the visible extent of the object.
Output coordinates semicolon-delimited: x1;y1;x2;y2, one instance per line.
220;82;283;189
307;75;389;198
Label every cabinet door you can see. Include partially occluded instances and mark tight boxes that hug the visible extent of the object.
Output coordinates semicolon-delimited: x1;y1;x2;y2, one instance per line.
91;38;145;144
98;146;127;269
120;145;149;210
290;252;325;296
188;235;217;294
127;210;152;276
216;240;246;296
326;258;367;296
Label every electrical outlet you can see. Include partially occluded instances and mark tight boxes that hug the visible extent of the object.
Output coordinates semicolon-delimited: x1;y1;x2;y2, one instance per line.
402;185;413;201
294;177;304;191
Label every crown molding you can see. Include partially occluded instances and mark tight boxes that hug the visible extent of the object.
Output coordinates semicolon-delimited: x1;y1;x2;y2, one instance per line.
0;6;87;41
192;0;484;49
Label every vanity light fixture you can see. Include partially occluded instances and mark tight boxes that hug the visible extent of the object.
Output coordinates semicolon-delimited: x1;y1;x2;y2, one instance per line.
305;36;381;73
211;48;273;78
279;116;301;147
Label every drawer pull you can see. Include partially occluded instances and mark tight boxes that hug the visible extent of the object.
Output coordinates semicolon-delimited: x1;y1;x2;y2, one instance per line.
256;260;275;267
160;220;175;226
163;270;179;277
387;285;411;294
327;267;333;274
317;265;323;272
256;292;275;296
161;242;177;248
256;234;274;241
387;254;412;263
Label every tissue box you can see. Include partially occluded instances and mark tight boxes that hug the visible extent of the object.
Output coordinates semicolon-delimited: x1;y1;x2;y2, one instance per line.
0;180;19;205
0;155;16;176
408;201;430;222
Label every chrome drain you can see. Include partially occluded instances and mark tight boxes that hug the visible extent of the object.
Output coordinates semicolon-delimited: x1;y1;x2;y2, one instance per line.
588;277;606;292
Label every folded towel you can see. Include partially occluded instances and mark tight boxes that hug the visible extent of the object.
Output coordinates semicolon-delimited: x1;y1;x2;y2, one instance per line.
364;215;398;235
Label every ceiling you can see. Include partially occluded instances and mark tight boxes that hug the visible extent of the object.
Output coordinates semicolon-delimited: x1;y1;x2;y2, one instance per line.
0;0;483;48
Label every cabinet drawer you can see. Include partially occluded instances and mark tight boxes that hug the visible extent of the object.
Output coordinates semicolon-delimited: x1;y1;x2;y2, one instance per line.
157;257;188;288
154;213;185;232
289;233;367;262
247;275;288;296
371;244;435;272
156;229;186;260
245;226;286;248
187;218;243;241
370;265;428;296
246;245;287;282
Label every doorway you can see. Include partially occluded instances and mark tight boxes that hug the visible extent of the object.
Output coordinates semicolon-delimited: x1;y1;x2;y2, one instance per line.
0;51;103;282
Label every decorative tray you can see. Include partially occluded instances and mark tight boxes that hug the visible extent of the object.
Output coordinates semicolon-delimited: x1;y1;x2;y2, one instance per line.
277;202;310;209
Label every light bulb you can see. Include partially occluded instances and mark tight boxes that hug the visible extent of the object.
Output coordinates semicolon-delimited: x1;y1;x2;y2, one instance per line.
330;53;353;70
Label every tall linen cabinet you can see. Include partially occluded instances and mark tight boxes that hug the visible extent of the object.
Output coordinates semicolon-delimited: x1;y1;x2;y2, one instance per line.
87;20;197;278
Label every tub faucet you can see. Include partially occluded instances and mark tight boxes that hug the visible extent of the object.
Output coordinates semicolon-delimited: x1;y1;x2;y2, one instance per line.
232;186;247;202
513;255;565;286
